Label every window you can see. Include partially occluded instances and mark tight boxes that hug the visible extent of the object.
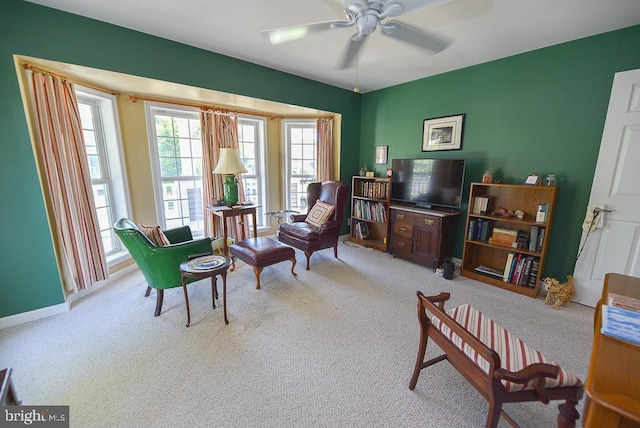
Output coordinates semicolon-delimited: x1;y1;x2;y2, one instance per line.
237;116;266;228
146;105;269;235
283;120;317;211
76;88;130;260
146;104;204;235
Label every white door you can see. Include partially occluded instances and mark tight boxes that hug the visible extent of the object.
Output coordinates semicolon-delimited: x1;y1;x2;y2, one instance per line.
573;68;640;307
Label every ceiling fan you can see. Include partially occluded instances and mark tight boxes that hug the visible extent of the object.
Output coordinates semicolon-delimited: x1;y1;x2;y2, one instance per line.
263;0;451;69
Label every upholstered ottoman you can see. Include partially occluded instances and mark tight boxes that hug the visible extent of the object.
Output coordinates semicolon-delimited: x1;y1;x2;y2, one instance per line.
229;237;297;289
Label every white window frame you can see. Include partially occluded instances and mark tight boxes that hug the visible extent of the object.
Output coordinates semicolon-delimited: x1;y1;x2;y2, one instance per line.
237;115;268;230
283;119;317;212
75;87;131;266
145;102;204;235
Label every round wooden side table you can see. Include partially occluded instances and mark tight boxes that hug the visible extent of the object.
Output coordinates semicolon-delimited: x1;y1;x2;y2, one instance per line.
179;255;232;327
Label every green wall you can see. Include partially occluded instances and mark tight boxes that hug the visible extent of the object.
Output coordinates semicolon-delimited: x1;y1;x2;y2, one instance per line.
360;25;640;280
2;0;639;319
0;0;361;318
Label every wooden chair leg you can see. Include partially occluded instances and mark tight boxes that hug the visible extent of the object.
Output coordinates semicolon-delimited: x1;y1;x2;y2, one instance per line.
253;267;264;289
485;397;502;428
409;329;429;390
290;258;297;278
304;251;313;270
334;244;338;258
154;289;164;317
144;286;152;297
557;400;580;428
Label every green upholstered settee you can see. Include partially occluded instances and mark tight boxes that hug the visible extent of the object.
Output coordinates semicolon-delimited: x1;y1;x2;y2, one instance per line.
114;218;213;317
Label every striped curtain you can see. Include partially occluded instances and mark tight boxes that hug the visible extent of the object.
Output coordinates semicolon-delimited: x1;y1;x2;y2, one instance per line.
30;72;108;292
201;110;248;241
317;118;334;182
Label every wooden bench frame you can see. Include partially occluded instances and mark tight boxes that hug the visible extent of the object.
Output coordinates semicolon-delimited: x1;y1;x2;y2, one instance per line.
409;292;584;428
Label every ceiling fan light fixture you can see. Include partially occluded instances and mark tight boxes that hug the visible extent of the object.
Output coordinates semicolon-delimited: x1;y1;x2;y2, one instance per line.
268;27;309;44
357;13;379;35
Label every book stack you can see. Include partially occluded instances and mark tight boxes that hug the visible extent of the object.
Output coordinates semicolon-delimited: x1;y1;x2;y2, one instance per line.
352;220;370;240
474;265;504;279
360;181;389;199
469;219;493;241
472;197;492;214
502;253;539;287
353;200;387;223
601;293;640;346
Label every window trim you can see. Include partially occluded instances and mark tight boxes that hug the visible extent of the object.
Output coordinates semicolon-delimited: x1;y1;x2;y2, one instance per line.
145;101;202;231
282;119;317;211
238;115;268;230
75;87;132;264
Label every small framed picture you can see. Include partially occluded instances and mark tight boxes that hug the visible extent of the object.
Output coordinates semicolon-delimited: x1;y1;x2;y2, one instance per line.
375;145;388;164
365;172;375;178
422;114;465;152
525;174;541;185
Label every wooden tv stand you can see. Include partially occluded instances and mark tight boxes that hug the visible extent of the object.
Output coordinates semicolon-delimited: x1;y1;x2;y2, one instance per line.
388;205;459;270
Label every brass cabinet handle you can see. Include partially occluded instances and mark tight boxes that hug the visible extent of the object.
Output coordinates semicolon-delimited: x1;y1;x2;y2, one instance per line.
399;227;407;233
397;213;405;219
424;219;434;226
398;242;405;247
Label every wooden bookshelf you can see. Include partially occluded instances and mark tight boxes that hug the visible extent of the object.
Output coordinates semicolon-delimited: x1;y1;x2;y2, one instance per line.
461;183;557;297
350;176;390;252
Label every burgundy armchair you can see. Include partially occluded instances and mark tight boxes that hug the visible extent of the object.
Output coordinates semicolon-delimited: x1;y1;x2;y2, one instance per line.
277;181;350;270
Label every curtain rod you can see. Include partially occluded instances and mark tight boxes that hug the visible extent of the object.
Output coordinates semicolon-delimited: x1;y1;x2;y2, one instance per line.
127;94;285;120
127;94;334;120
23;63;120;96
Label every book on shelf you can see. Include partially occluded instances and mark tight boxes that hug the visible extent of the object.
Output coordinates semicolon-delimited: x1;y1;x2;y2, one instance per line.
474;265;504;279
501;253;537;285
352;220;370;240
503;253;515;282
510;254;523;284
467;219;477;240
607;293;640;312
536;203;550;223
529;225;540;251
527;259;540;287
601;304;640;346
536;227;546;252
472;197;492;215
359;180;389;199
515;230;530;250
480;220;493;241
353;200;387;223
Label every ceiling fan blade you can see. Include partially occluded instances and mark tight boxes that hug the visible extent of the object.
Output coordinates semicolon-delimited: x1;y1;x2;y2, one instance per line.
380;20;448;53
263;20;351;45
335;33;368;69
392;0;451;15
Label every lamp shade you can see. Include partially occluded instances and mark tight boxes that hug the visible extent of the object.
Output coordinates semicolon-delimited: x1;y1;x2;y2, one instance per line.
213;148;248;175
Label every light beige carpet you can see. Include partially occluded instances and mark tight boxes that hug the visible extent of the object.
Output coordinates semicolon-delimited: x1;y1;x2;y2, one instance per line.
0;240;594;427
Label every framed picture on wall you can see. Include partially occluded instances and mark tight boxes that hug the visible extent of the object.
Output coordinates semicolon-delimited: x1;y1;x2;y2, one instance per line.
375;145;388;164
422;114;465;151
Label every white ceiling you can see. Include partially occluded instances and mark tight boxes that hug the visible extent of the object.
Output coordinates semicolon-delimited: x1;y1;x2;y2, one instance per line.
25;0;640;93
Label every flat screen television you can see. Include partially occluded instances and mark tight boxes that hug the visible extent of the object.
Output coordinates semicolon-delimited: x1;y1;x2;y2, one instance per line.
390;158;466;211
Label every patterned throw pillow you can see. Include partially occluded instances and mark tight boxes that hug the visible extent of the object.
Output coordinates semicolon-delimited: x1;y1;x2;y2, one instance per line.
305;199;335;228
139;223;171;246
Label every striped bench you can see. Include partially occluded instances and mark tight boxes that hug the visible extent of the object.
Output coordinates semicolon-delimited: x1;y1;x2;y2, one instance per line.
409;292;584;428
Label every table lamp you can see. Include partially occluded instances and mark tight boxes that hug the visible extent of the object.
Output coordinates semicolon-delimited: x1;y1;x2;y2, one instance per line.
213;148;247;206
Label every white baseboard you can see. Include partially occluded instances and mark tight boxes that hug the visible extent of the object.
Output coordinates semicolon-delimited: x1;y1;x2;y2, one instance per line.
0;302;69;330
0;264;138;330
66;263;137;306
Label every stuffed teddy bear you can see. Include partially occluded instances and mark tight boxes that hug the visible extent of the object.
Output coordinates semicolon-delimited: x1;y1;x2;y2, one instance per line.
543;275;576;309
